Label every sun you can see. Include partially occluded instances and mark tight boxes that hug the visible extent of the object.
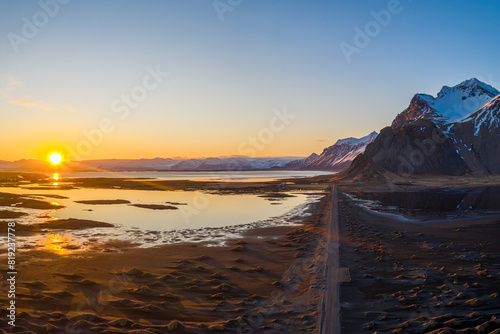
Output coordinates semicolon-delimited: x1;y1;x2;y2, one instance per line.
48;152;63;165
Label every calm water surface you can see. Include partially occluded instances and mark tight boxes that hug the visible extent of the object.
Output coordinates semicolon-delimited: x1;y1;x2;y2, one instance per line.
3;186;319;230
57;170;334;182
1;172;326;250
348;187;500;221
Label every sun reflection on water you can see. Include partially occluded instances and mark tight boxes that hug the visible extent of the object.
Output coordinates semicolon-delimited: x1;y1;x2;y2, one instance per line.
43;232;80;255
52;173;60;186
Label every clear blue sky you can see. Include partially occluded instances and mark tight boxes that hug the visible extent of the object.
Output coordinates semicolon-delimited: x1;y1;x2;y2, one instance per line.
0;0;499;160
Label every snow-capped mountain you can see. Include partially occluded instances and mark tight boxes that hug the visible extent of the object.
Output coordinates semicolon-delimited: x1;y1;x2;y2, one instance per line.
282;153;319;169
0;157;300;172
173;157;296;170
344;78;500;179
287;131;378;171
392;78;499;129
87;157;298;171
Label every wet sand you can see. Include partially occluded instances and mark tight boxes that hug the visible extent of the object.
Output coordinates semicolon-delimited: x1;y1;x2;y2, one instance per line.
0;189;332;333
130;204;178;210
1;173;500;333
74;200;131;205
338;188;500;334
10;218;115;236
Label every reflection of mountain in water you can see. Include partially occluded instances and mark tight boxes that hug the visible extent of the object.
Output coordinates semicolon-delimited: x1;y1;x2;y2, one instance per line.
350;187;500;220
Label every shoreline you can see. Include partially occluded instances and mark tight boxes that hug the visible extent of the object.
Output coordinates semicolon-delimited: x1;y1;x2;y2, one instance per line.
0;183;333;333
1;174;500;333
0;188;326;252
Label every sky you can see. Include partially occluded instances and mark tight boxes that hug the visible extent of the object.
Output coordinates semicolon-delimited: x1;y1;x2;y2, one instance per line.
0;0;499;161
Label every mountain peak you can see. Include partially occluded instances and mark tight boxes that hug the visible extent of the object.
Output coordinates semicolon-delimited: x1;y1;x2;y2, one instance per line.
347;78;500;179
308;152;319;159
282;152;319;169
462;77;496;90
437;78;499;99
302;131;378;171
334;131;378;146
393;78;500;129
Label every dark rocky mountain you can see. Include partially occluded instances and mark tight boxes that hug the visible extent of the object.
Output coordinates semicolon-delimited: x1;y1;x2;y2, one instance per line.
344;79;500;179
450;95;500;174
345;120;468;177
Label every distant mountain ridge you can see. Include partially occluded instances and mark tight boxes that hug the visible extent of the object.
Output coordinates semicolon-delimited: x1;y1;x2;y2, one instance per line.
0;156;302;172
284;131;378;172
344;78;500;179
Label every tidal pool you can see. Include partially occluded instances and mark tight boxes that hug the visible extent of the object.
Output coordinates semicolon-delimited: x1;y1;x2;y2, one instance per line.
348;187;500;221
0;185;324;250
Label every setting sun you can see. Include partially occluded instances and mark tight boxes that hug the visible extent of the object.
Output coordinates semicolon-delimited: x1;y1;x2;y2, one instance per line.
48;152;63;165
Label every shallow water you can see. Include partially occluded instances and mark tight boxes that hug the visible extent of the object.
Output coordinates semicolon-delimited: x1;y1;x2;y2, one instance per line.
1;185;324;250
52;170;334;182
2;186;315;229
348;187;500;221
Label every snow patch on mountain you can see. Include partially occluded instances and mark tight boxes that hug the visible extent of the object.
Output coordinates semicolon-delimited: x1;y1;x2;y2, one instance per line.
392;78;499;129
302;131;378;171
334;131;379;146
461;94;500;136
